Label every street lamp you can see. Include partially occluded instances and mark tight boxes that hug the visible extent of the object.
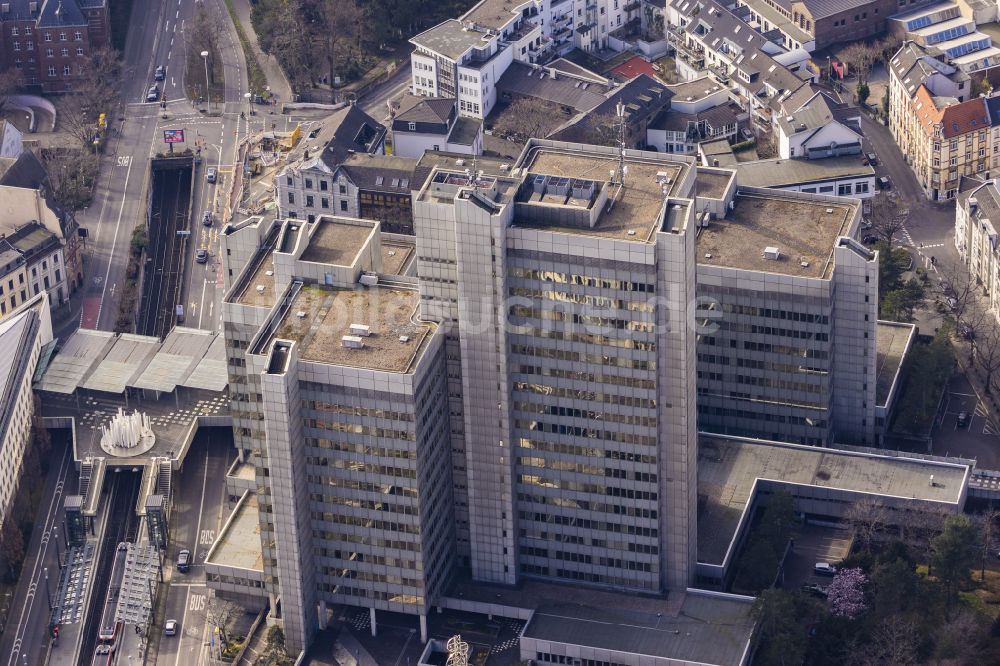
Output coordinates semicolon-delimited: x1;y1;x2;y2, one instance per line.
44;567;51;611
244;91;252;119
201;51;210;110
52;526;61;568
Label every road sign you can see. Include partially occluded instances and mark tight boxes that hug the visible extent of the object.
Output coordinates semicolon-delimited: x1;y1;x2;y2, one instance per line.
162;129;185;143
176;230;191;236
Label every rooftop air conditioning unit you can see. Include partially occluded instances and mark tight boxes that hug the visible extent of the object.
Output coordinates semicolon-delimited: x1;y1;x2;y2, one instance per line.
350;323;371;337
359;274;379;286
296;311;306;318
455;159;466;166
763;246;780;260
341;336;364;349
256;285;266;293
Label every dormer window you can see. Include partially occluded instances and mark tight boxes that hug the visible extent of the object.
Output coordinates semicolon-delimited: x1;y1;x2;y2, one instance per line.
408;122;416;131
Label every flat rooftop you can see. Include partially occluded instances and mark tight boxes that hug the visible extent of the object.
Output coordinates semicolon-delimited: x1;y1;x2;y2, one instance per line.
300;218;374;265
381;239;415;276
235;245;277;307
668;76;726;101
411;19;489;60
697;435;970;565
206;493;263;572
514;146;689;241
876;321;914;407
270;284;432;372
522;590;754;666
697;191;855;278
695;168;733;200
735;155;875;189
462;0;521;31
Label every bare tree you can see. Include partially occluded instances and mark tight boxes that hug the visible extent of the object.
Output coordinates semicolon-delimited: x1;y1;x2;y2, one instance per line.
56;46;121;149
314;0;362;98
558;111;622;147
41;148;100;211
976;506;1000;581
845;497;888;553
864;616;920;666
841;41;879;84
492;97;566;144
0;68;20;115
870;190;909;249
206;597;244;646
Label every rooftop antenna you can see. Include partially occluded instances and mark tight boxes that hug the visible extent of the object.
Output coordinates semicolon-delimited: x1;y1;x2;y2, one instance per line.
613;100;627;186
471;153;479;185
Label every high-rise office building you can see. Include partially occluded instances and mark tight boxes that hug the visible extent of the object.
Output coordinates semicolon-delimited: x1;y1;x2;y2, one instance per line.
219;139;880;653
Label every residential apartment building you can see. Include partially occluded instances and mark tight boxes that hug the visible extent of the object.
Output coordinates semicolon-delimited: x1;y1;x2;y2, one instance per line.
390;96;483;159
0;185;74;309
955;177;1000;316
888;2;1000;75
0;0;111;93
275;105;387;223
0;292;52;528
665;0;815;131
410;0;643;119
888;40;995;200
776;89;862;159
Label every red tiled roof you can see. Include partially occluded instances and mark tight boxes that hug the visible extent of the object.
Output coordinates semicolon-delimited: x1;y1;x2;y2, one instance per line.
610;56;663;82
913;85;943;137
940;97;988;139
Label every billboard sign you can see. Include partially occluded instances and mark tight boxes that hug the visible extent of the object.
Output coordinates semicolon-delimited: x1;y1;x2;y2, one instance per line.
163;129;185;143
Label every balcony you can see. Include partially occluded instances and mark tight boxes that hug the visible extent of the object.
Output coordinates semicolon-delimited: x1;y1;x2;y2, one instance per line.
624;0;641;12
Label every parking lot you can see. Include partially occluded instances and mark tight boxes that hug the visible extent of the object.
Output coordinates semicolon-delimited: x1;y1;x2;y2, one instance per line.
933;373;1000;469
782;524;854;590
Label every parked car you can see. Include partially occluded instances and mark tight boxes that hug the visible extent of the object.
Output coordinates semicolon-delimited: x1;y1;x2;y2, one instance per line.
814;562;837;576
863;234;879;245
154;65;165;81
195;249;209;264
866;151;878;165
146;85;159;102
164;619;178;636
177;549;191;572
877;175;892;190
202;211;212;226
740;127;754;141
206;167;217;183
801;583;828;598
957;411;970;428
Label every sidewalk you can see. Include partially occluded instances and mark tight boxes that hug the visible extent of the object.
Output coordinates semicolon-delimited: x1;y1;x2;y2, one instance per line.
228;0;293;102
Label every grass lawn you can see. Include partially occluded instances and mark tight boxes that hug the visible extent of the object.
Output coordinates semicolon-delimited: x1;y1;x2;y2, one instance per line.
184;45;226;105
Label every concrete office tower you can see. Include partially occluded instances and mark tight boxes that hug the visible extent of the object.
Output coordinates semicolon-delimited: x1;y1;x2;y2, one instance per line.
226;216;452;651
693;181;878;446
413;139;700;592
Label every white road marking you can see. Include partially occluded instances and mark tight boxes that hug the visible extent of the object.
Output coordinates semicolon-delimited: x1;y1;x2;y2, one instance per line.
198;279;208;328
175;9;179;19
165;21;170;32
96;157;134;323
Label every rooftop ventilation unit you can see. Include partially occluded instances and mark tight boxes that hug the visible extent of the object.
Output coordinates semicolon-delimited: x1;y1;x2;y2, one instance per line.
627;230;637;236
705;253;713;259
256;285;266;293
455;159;466;166
500;163;510;171
800;261;810;268
296;311;306;318
763;246;780;260
349;323;371;337
825;208;833;214
532;174;548;194
571;179;595;200
342;336;364;349
265;270;274;276
359;273;379;286
399;335;410;343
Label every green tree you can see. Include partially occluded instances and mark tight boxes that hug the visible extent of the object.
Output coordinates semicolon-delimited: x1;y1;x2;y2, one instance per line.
752;589;815;666
881;278;925;322
857;82;870;106
930;514;979;616
759;490;797;552
736;539;779;592
0;516;24;581
870;558;919;618
265;625;285;653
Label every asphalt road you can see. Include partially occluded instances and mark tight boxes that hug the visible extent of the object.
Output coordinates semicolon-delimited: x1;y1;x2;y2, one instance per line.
154;430;232;666
0;437;73;666
77;0;250;336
